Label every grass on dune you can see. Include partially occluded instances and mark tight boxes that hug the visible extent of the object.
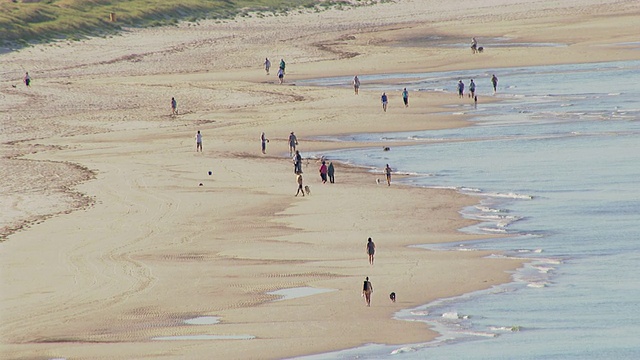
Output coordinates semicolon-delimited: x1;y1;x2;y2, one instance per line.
0;0;373;48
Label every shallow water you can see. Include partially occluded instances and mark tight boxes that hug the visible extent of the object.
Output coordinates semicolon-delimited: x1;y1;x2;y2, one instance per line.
294;61;640;359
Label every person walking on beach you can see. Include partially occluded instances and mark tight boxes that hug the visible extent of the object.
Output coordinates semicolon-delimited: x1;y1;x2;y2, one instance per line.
457;80;465;98
367;237;376;265
491;74;498;94
471;37;478;53
289;132;298;156
402;88;409;107
293;150;303;174
381;92;388;112
353;75;361;95
319;161;328;183
385;164;392;186
195;130;202;152
260;132;269;154
279;58;286;74
24;72;31;87
295;173;304;197
469;79;476;99
171;97;177;115
277;68;284;84
362;277;373;306
264;58;271;75
327;162;335;183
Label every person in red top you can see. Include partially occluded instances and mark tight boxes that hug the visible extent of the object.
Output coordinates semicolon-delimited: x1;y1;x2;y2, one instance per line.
319;161;328;183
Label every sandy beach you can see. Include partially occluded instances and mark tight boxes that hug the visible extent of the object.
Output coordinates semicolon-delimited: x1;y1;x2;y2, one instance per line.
2;0;639;359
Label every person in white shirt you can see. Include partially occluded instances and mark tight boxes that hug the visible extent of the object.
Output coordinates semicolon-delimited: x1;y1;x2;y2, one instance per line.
195;130;202;152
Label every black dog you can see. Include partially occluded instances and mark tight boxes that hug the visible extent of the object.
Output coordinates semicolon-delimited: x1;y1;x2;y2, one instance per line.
389;292;396;302
477;46;484;53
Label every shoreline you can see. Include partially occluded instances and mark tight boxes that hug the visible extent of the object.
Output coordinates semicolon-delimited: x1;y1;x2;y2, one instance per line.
2;1;639;359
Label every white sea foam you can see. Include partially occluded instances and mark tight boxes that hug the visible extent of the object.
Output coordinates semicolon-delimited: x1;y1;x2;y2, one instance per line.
489;325;522;332
410;310;430;316
527;282;549;288
390;346;417;354
486;192;533;200
478;227;507;233
442;312;469;319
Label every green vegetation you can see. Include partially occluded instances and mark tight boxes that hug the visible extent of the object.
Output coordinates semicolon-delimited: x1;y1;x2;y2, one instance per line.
0;0;378;48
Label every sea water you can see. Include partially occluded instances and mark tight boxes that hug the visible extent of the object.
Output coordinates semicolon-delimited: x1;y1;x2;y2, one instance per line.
294;61;640;359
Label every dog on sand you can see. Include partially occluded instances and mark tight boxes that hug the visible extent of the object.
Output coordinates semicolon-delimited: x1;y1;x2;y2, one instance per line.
304;185;311;195
389;292;396;302
477;46;484;53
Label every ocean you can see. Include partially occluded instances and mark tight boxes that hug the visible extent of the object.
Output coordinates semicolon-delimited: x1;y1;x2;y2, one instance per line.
294;60;640;359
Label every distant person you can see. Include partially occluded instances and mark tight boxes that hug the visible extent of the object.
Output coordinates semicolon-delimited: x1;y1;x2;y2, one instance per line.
293;150;302;174
457;80;464;98
279;58;286;73
319;161;328;183
362;277;373;306
195;130;202;152
402;88;409;107
260;132;269;154
474;95;478;109
491;74;498;94
288;132;298;156
295;173;304;197
171;97;177;115
24;72;30;87
353;75;361;94
471;37;478;53
277;68;284;84
469;79;476;98
385;164;392;186
327;162;335;183
366;237;376;265
264;58;271;75
381;92;388;112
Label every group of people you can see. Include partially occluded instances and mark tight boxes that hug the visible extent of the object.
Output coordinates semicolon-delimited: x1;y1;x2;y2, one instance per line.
354;76;410;112
264;58;286;84
457;74;498;104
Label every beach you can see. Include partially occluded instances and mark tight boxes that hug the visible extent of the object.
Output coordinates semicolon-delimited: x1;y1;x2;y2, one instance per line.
1;1;639;359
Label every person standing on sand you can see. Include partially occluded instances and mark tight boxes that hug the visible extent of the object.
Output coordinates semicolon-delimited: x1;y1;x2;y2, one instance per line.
385;164;392;186
327;162;335;184
279;58;286;74
353;75;360;94
277;68;284;84
293;150;303;174
319;161;328;183
362;277;373;306
457;80;465;98
367;237;376;265
171;97;177;115
471;37;478;53
381;92;388;112
402;88;409;107
491;74;498;94
289;132;298;156
260;132;269;154
469;79;476;99
295;173;304;197
24;72;31;87
264;58;271;75
195;130;202;152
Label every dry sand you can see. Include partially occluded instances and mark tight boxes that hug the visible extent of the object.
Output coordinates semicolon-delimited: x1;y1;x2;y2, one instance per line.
1;0;639;359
